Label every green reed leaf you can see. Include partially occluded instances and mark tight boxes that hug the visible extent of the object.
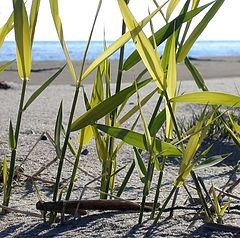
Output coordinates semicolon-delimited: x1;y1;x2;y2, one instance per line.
171;92;240;107
194;154;230;171
23;64;66;111
177;0;224;62
0;60;15;73
81;3;164;81
123;2;212;71
133;147;146;183
95;124;182;156
0;13;14;49
29;0;40;45
166;0;181;20
49;0;77;82
54;101;63;157
184;57;208;91
8;120;16;150
13;0;32;80
3;156;8;197
149;108;166;137
71;79;151;131
118;0;164;91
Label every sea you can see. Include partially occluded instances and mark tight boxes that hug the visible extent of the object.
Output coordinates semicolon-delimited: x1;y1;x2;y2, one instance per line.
0;40;240;61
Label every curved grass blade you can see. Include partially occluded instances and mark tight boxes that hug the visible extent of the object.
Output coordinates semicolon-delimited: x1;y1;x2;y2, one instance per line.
49;0;76;82
0;60;15;73
194;154;230;171
116;88;158;126
81;4;165;81
184;57;208;91
54;101;63;157
118;0;164;91
133;147;147;183
94;124;182;156
0;13;14;49
166;0;181;20
171;92;240;107
71;79;151;131
29;0;40;45
123;2;213;71
8;120;16;150
13;0;32;80
23;64;66;111
149;108;166;137
177;0;224;62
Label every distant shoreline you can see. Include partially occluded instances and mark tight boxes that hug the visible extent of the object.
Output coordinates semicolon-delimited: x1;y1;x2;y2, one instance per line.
0;56;240;85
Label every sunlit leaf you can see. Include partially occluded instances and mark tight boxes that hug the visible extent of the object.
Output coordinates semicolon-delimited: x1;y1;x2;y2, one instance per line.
71;79;151;131
82;3;164;81
54;101;63;157
3;156;8;196
8;120;16;150
194;154;229;170
123;2;212;71
78;125;93;145
118;0;164;91
29;0;40;45
95;124;182;156
228;113;240;136
23;64;66;111
0;60;15;74
171;92;240;107
13;0;32;80
166;0;181;20
166;31;177;139
0;13;14;49
49;0;77;82
177;0;224;62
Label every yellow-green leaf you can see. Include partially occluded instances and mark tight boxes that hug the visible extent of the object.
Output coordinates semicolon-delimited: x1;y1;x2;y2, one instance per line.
0;13;14;49
29;0;40;45
228;113;240;136
78;125;93;145
3;156;8;195
177;0;224;62
171;92;240;107
49;0;77;82
191;0;200;10
0;60;15;74
118;0;164;91
166;31;177;139
13;0;32;80
166;0;181;20
82;4;164;81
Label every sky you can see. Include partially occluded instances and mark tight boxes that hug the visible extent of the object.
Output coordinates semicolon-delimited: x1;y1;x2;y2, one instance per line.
0;0;239;42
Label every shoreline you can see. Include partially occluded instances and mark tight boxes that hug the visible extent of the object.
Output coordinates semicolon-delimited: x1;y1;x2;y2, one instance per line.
0;56;239;85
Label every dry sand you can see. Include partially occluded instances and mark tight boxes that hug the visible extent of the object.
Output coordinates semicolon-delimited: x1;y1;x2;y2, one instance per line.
0;58;240;237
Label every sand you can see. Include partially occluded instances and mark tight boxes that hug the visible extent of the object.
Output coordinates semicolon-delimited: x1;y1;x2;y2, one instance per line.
0;58;240;237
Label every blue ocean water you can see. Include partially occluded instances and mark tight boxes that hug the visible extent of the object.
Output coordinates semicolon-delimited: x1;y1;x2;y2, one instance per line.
0;40;240;61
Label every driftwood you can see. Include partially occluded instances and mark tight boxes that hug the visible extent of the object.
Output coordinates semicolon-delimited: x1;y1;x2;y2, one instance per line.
36;200;159;216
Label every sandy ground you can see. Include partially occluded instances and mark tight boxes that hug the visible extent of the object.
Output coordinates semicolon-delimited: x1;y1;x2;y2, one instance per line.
0;58;240;237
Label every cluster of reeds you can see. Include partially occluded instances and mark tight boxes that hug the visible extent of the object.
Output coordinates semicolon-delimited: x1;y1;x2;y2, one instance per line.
1;0;240;226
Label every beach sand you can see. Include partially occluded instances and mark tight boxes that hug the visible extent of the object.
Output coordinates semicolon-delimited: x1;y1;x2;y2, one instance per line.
0;56;240;85
0;58;240;237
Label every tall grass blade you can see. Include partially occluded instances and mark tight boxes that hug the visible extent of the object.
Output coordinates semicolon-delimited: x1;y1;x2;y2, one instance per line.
166;0;181;20
133;147;147;182
149;108;166;137
8;120;16;150
82;3;164;81
118;0;164;91
71;79;151;131
184;57;208;91
194;154;230;171
13;0;32;80
94;124;182;156
49;0;77;82
29;0;40;45
3;156;8;205
166;31;177;139
171;92;240;107
123;2;212;71
177;0;224;62
54;102;63;157
0;13;14;49
23;64;66;111
0;60;15;74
